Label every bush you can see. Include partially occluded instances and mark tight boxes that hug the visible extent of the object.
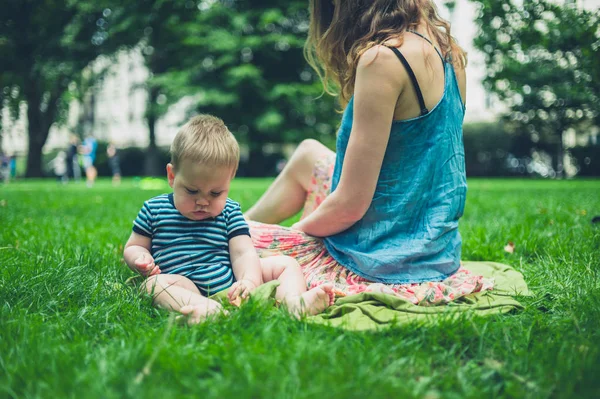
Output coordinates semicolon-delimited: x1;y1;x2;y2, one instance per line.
95;145;171;177
463;122;513;177
42;143;171;178
569;145;600;177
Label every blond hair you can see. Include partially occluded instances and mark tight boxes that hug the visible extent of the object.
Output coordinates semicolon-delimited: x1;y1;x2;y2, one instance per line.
305;0;467;108
170;114;239;173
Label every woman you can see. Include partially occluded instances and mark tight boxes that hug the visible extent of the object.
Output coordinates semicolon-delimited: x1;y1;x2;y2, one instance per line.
246;0;490;303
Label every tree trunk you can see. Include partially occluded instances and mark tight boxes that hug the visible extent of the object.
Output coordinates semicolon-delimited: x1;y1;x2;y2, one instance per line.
25;87;50;178
555;131;564;179
0;93;4;155
144;87;162;176
26;132;46;178
23;77;64;178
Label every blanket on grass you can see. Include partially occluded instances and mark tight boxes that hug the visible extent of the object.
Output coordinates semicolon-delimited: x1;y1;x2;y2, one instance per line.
224;261;530;331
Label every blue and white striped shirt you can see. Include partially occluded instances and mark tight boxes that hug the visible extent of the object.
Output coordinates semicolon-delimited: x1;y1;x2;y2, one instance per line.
132;193;250;296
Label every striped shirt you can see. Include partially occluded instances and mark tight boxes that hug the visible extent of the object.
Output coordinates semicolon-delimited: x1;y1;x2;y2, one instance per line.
132;193;250;296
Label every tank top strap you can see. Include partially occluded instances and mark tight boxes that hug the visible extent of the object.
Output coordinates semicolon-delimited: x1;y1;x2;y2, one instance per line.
407;29;445;63
386;46;429;116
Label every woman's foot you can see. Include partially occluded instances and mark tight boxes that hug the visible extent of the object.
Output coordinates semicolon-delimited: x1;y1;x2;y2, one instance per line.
285;283;335;317
179;299;227;325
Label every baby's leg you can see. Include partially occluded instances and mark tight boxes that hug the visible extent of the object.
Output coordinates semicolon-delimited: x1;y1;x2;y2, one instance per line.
260;256;335;317
144;274;226;324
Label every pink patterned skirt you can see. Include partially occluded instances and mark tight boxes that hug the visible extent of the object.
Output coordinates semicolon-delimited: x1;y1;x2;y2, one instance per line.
249;154;493;306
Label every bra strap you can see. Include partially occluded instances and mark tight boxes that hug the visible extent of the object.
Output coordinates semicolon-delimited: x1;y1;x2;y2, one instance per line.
386;46;429;116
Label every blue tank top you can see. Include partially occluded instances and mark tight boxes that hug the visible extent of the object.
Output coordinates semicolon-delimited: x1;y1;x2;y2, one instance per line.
323;41;467;284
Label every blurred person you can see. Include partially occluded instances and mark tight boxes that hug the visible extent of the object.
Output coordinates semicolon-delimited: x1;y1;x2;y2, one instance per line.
107;142;121;186
48;151;68;184
9;154;17;181
123;115;334;324
0;152;9;183
67;134;81;181
79;134;97;187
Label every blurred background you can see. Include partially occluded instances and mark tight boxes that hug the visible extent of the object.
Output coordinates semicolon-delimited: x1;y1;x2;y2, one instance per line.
0;0;599;180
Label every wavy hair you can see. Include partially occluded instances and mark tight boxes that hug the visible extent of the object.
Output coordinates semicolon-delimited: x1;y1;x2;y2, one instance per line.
304;0;467;107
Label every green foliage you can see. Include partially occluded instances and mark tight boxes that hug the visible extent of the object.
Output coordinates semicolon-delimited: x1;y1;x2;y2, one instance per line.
2;0;340;178
462;122;561;177
108;1;339;176
0;0;148;177
569;144;600;176
0;179;599;397
129;2;202;132
162;1;338;175
463;122;512;176
468;0;600;175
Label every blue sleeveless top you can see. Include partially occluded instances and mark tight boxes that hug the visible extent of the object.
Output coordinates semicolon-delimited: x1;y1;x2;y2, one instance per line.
323;40;467;284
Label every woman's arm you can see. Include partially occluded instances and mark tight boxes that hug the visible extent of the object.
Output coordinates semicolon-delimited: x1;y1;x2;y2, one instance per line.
293;46;405;237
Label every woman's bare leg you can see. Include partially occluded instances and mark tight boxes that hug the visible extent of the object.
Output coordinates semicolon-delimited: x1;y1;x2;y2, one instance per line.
245;139;334;224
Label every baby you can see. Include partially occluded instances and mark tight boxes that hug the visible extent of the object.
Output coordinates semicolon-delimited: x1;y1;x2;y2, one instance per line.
123;115;334;323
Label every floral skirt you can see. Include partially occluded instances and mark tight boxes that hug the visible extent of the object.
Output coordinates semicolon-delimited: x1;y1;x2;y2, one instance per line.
248;154;494;306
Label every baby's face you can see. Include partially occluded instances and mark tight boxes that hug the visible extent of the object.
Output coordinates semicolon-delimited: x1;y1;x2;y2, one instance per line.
167;159;234;221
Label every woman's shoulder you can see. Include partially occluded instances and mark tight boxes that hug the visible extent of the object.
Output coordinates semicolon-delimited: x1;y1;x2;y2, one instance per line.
360;32;443;70
356;45;406;85
356;44;414;91
357;45;400;68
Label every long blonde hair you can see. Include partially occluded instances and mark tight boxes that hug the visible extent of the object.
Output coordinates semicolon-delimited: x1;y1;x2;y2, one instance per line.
304;0;466;107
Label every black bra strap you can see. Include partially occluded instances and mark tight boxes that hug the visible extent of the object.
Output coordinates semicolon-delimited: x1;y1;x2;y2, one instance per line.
407;29;445;62
386;46;428;116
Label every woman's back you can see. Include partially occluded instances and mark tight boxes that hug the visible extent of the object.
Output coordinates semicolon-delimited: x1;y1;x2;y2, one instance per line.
323;30;468;284
387;30;466;120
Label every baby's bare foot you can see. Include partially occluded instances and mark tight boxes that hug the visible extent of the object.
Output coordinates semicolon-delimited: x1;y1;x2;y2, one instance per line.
285;283;335;318
179;299;227;325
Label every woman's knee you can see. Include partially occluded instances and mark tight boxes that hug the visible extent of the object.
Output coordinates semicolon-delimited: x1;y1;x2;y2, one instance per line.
286;139;331;183
294;139;330;161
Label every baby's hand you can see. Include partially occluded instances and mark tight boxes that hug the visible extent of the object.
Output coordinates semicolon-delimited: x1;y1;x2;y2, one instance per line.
134;253;160;277
227;279;257;306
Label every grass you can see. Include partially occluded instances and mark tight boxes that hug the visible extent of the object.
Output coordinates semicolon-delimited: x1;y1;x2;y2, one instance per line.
0;178;599;399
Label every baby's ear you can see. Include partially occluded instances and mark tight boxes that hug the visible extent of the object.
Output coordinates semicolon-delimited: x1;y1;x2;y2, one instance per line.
166;163;175;188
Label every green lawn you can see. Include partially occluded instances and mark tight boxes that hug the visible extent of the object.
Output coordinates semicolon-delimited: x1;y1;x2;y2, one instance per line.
1;178;599;398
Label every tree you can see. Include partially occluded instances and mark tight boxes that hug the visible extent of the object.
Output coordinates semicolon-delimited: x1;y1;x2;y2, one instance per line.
0;1;143;177
468;0;600;177
169;0;338;176
0;87;6;155
127;1;204;176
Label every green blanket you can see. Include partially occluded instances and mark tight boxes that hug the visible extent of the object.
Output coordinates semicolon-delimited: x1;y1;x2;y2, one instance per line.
309;261;530;331
224;261;530;331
